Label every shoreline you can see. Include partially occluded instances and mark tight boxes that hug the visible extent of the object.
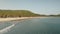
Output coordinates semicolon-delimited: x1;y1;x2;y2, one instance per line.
0;17;28;22
0;17;52;22
0;17;59;22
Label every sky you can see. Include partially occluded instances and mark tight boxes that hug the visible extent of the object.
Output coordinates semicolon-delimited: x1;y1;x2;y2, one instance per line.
0;0;60;15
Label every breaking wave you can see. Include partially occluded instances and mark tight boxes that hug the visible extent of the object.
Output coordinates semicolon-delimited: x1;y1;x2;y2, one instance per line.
0;24;15;34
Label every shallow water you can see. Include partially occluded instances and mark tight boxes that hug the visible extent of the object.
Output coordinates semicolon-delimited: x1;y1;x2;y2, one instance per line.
0;17;60;34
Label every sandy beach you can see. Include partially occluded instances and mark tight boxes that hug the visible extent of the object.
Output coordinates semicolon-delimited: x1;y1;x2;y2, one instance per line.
0;17;47;22
0;17;28;22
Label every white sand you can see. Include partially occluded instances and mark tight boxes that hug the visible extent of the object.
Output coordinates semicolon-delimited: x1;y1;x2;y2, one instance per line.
0;17;46;22
0;17;28;22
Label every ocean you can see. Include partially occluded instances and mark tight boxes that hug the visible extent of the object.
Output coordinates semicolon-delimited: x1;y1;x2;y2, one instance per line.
0;17;60;34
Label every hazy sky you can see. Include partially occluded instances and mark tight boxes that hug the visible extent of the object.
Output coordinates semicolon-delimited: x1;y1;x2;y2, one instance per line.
0;0;60;15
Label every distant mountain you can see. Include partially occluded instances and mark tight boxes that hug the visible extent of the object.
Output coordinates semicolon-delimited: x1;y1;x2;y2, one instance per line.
49;14;60;17
0;10;40;18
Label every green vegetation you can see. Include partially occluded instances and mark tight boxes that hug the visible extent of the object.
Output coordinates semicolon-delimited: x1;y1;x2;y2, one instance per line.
0;10;40;18
0;10;60;18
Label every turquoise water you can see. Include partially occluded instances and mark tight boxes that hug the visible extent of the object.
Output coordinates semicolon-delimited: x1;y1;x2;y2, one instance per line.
0;17;60;34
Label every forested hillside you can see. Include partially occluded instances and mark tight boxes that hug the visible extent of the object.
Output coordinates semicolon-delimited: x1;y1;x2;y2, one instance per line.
0;10;40;18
